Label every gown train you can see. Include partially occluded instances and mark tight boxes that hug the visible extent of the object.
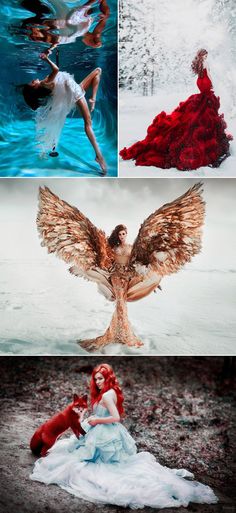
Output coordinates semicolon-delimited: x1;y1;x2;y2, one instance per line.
30;404;218;509
120;69;232;171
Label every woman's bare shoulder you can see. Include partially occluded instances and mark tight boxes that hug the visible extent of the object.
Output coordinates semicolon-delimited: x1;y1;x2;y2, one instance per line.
126;244;132;255
203;62;210;71
102;389;117;402
41;76;54;88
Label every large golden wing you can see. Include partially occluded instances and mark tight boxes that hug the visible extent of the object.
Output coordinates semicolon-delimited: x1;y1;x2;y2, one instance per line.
130;183;205;277
37;187;114;273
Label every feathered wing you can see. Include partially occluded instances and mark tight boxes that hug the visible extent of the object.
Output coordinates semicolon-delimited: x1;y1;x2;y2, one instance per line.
129;183;205;277
37;187;114;298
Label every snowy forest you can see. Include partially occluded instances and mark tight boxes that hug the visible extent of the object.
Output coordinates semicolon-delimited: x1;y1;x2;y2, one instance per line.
119;0;236;111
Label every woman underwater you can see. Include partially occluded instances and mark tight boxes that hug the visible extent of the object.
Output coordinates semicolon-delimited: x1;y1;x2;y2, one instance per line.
120;49;233;171
22;53;107;174
30;363;218;509
20;0;110;51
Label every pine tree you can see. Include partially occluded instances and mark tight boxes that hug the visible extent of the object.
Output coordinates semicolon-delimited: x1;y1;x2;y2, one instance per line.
120;0;236;107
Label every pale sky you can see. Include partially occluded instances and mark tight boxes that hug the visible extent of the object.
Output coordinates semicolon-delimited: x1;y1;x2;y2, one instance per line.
0;178;236;269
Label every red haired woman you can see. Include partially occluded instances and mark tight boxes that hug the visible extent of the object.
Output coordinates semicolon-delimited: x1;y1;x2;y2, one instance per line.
30;363;218;508
120;49;232;171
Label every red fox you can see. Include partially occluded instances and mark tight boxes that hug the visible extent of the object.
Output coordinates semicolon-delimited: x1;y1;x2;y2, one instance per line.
30;394;88;457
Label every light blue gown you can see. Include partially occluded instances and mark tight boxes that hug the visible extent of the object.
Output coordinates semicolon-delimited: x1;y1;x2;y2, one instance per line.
30;404;218;509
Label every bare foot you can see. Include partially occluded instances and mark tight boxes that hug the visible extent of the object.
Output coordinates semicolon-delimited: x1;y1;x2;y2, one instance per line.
89;99;96;112
96;155;107;175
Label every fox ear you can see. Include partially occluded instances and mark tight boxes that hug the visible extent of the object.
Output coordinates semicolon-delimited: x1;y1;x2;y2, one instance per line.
73;393;79;402
82;394;88;402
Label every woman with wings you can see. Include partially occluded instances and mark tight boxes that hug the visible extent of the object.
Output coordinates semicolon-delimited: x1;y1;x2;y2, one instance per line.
37;182;205;351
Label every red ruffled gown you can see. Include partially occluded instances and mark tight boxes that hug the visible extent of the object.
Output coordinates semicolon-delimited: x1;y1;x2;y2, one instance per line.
120;69;233;170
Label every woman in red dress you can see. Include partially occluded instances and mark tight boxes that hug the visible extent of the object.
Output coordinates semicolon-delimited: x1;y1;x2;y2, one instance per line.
120;49;233;171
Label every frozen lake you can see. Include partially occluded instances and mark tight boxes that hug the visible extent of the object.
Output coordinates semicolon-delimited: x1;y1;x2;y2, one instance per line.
1;178;235;356
1;259;235;355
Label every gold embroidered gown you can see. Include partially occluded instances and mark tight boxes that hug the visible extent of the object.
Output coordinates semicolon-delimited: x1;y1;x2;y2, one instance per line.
80;244;162;350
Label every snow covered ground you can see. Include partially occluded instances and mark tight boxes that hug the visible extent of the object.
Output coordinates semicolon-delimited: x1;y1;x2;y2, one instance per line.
119;90;236;178
0;178;235;356
1;259;235;355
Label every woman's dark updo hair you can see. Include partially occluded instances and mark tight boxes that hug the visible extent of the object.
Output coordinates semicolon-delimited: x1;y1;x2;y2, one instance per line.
108;224;127;248
22;84;52;110
191;49;208;77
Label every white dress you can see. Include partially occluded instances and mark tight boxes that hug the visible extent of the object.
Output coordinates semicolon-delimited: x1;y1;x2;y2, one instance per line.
56;6;93;44
36;71;85;154
30;404;218;509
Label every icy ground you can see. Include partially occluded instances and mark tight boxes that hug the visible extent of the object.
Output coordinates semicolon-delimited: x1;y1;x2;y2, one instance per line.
0;259;235;355
119;91;236;178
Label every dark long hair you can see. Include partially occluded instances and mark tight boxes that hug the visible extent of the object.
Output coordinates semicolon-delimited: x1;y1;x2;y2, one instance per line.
22;83;52;110
108;224;127;248
90;364;124;416
191;49;208;77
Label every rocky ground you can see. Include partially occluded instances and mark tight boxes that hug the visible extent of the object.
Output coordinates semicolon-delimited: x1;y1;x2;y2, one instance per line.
0;357;235;513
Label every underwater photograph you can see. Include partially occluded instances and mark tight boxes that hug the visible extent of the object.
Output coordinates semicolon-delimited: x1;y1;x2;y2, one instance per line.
0;0;117;177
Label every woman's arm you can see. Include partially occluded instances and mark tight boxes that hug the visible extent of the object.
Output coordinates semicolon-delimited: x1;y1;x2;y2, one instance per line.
88;390;120;426
45;42;59;56
40;53;59;82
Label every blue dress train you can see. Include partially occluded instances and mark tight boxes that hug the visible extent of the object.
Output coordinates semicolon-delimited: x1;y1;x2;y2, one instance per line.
30;404;218;509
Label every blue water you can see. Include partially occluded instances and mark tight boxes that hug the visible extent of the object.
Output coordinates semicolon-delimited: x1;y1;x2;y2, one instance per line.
0;0;117;176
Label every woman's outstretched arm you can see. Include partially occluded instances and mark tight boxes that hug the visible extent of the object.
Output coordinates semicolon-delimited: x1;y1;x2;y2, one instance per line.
88;390;120;425
40;53;59;82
